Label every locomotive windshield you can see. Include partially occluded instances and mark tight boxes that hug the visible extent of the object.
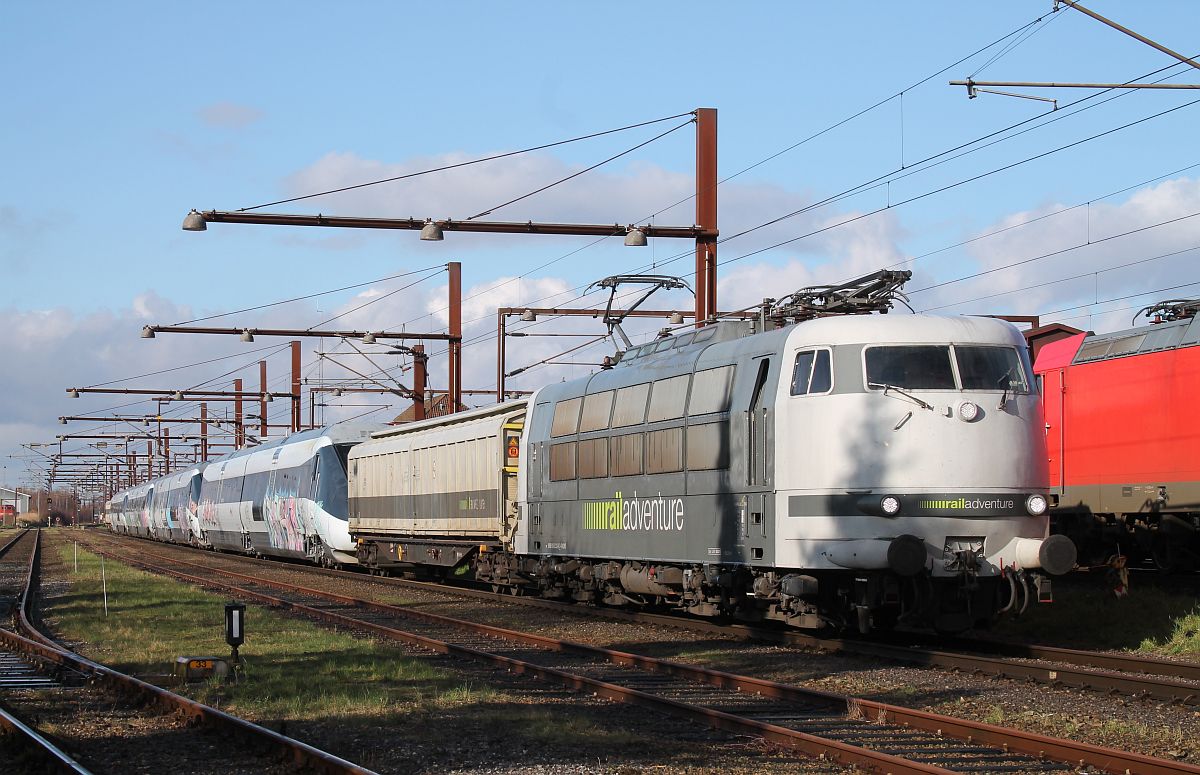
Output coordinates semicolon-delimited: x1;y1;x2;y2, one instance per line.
865;345;1029;392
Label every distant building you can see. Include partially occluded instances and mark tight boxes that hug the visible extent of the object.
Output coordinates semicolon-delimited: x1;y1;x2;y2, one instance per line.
0;487;31;513
1023;322;1086;364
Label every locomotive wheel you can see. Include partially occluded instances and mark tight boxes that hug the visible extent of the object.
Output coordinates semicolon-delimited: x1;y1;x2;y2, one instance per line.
1151;535;1196;573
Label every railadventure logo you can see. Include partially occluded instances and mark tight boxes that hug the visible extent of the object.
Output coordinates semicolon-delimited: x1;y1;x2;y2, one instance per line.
582;491;685;532
918;497;1015;510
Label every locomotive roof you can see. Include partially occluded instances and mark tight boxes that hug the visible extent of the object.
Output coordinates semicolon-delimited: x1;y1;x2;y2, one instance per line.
1070;314;1200;365
533;313;1026;405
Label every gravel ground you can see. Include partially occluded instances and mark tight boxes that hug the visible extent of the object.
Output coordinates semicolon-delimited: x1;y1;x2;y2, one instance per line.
75;532;1200;768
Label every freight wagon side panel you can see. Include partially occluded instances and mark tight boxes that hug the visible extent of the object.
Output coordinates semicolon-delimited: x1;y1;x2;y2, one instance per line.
349;405;526;541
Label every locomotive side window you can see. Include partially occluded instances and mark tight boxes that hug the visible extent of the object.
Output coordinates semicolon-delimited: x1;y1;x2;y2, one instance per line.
609;433;644;476
646;427;684;474
577;437;609;478
549;442;576;481
579;390;615;432
955;346;1029;392
865;346;955;390
687;421;730;470
648;374;690;422
611;383;650;427
688;365;736;415
551;397;582;437
790;349;832;395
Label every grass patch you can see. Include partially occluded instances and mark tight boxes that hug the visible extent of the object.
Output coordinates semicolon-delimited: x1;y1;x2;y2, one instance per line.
991;575;1200;654
48;543;462;720
42;537;693;770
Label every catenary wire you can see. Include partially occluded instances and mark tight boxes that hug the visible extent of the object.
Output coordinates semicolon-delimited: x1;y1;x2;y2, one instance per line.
234;112;695;213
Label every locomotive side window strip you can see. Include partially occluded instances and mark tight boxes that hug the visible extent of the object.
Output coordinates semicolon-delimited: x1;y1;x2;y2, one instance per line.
611;383;650;427
646;427;684;474
790;348;832;396
687;421;730;470
549;441;576;481
551;397;582;437
609;433;643;477
579;390;615;432
647;374;690;422
688;365;736;415
577;437;609;479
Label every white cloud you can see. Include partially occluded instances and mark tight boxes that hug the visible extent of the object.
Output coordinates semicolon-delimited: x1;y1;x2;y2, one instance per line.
197;101;264;129
911;176;1200;331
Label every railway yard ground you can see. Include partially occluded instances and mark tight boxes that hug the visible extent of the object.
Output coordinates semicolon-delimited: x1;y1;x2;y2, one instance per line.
12;527;1200;774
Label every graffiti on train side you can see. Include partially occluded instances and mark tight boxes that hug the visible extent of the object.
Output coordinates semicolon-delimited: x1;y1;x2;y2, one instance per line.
265;486;314;553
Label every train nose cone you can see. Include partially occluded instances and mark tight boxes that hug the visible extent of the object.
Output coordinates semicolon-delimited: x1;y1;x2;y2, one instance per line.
1039;534;1078;576
887;534;928;577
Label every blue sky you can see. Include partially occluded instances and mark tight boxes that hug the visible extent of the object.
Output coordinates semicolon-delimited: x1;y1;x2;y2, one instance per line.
3;2;1199;490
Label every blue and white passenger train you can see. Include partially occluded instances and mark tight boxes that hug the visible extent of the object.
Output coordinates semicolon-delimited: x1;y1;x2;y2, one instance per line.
109;280;1076;633
106;424;376;566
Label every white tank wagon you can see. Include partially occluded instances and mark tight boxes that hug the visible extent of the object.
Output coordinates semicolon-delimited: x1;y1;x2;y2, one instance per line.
197;424;377;565
347;402;526;573
501;313;1074;633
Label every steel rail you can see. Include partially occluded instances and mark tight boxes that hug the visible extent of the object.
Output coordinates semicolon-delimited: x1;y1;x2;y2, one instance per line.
0;528;30;559
85;544;953;775
90;538;1200;775
4;531;379;775
0;701;92;774
93;532;1200;699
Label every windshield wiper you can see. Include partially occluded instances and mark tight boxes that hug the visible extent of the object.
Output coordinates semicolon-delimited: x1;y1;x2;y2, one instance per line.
867;382;933;411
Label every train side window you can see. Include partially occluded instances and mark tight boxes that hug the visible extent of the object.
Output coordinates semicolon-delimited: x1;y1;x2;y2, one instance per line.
551;397;582;437
611;383;650;427
609;433;643;476
579;390;615;432
688;365;736;414
578;438;609;478
692;327;717;344
648;374;690;422
646;428;684;474
791;349;832;395
549;442;576;481
687;421;729;470
865;345;955;390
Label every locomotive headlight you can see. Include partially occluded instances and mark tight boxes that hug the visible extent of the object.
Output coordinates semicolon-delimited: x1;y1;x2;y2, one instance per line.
957;401;980;422
880;496;902;516
1025;494;1048;516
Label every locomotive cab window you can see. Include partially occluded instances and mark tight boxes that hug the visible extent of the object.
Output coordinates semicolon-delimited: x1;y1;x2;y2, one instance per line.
790;348;832;395
955;346;1030;392
865;345;955;390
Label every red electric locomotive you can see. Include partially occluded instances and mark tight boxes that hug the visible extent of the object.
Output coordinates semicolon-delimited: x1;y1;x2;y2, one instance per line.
1033;299;1200;570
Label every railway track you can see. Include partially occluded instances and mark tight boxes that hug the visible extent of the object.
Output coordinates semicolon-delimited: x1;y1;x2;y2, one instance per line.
85;533;1200;775
0;530;378;775
91;531;1200;705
